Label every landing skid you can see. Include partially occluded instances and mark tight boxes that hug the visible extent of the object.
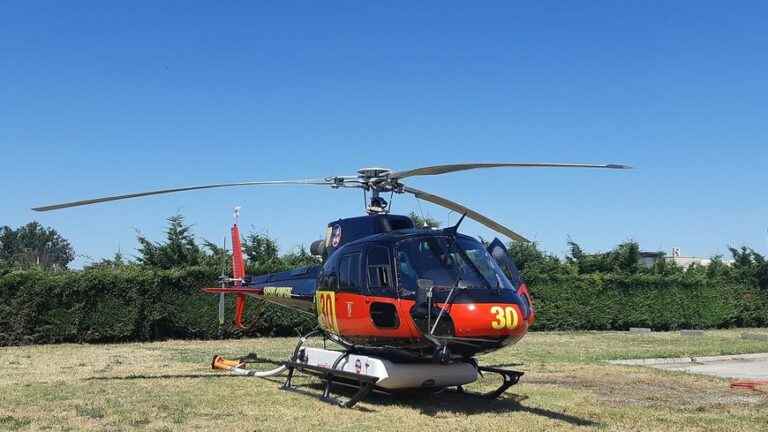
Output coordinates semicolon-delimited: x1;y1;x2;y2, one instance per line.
279;347;523;408
456;365;525;400
212;332;524;408
279;359;524;408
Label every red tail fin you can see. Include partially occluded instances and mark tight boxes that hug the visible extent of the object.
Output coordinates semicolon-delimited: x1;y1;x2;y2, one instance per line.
232;224;245;284
231;224;246;328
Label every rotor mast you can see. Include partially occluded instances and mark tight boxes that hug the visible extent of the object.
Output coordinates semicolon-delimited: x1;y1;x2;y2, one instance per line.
357;167;396;215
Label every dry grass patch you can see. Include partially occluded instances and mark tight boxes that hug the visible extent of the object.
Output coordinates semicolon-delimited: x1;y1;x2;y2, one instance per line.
1;330;767;431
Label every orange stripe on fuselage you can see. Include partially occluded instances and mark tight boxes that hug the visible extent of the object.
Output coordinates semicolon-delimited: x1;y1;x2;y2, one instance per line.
325;292;419;338
322;292;529;341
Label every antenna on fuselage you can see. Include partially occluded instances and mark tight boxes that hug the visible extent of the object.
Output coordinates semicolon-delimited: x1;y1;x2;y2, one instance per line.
445;213;467;236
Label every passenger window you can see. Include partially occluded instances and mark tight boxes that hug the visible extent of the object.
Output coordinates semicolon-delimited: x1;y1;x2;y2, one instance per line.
320;253;340;291
338;253;362;292
367;246;393;295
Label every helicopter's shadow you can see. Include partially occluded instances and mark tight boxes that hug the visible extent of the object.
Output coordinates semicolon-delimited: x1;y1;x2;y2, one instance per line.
299;380;600;427
85;374;599;427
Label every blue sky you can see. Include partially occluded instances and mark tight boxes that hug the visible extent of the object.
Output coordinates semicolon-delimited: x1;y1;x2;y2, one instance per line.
2;2;767;267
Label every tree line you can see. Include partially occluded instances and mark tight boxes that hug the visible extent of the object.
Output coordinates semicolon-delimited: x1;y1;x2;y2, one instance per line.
0;215;319;276
505;240;767;292
2;214;767;292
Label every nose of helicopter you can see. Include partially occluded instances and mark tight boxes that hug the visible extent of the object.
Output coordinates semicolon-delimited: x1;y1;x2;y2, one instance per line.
443;287;533;341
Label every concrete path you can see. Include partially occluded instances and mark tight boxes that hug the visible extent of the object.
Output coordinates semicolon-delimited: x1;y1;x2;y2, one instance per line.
610;353;768;379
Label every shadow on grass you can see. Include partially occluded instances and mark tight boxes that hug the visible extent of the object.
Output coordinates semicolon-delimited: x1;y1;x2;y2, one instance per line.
481;362;525;368
403;392;598;426
301;380;601;427
84;373;600;427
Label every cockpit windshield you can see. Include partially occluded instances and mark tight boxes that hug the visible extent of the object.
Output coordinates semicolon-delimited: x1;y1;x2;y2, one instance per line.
395;235;516;297
454;237;517;291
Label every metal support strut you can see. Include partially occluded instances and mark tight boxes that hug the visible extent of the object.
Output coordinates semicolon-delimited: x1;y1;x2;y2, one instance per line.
280;330;378;408
280;360;379;408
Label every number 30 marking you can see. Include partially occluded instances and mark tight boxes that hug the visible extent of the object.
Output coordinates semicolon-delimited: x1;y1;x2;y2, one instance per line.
490;306;519;330
315;291;339;333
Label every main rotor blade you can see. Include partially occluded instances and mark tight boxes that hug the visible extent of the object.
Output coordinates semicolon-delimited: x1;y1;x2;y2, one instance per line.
388;162;632;180
32;179;332;212
402;186;529;242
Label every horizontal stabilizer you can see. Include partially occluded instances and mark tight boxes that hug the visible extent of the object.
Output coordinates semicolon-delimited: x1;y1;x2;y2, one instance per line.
203;265;321;316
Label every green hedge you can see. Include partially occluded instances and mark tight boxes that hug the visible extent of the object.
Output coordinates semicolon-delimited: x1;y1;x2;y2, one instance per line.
528;273;768;331
0;268;766;346
0;267;314;346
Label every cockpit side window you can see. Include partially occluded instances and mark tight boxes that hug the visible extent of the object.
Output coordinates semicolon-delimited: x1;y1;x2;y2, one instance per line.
366;245;394;296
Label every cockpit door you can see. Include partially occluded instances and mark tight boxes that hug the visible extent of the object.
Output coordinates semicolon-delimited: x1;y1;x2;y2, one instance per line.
365;245;400;329
486;238;523;288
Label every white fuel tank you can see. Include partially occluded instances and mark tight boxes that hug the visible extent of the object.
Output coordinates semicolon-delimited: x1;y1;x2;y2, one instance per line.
298;347;478;390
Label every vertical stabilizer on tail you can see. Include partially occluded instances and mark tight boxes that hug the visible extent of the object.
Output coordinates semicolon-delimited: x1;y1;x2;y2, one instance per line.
231;208;247;328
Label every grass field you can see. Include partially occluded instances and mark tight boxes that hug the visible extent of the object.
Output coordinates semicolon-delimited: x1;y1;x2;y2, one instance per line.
2;330;768;431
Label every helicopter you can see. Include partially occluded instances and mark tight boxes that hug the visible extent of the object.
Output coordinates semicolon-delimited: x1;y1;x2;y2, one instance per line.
33;162;631;407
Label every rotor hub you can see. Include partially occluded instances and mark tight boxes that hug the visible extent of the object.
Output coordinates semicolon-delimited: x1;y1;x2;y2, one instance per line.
357;167;391;179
